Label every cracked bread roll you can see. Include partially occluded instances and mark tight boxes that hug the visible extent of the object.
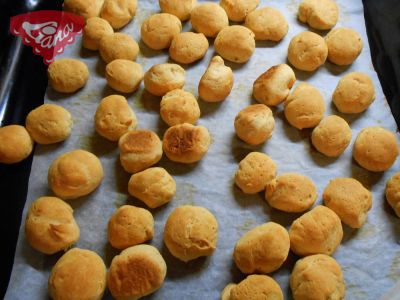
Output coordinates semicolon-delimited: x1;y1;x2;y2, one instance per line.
298;0;338;30
106;59;143;93
100;0;137;29
159;0;197;21
230;275;283;300
190;3;229;38
83;17;114;50
386;172;400;217
48;59;89;93
221;283;237;300
63;0;104;19
169;32;209;64
245;7;288;41
220;0;259;22
99;32;139;63
326;27;363;66
0;125;33;164
144;63;185;96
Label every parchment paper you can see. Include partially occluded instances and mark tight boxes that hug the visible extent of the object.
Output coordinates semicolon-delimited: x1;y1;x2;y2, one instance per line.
5;0;400;299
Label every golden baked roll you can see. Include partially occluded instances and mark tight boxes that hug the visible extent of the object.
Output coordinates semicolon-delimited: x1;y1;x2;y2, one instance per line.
190;3;229;38
83;17;114;50
326;27;363;66
169;32;209;64
164;205;218;262
100;0;137;29
144;63;185;96
63;0;104;19
99;32;139;63
221;283;237;300
386;172;400;217
105;59;144;93
25;197;79;255
48;59;89;93
245;7;288;41
298;0;339;30
159;0;196;21
0;125;33;164
220;0;259;22
48;149;104;200
230;275;283;300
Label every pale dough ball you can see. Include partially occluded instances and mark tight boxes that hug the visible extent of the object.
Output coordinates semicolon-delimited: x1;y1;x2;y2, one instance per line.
0;125;33;164
230;275;283;300
245;7;288;41
353;126;399;172
221;283;237;300
323;178;372;228
190;3;229;38
169;32;209;64
289;205;343;256
48;58;89;93
105;59;143;93
99;32;139;63
63;0;104;19
326;27;363;66
128;167;176;208
220;0;259;22
159;0;196;21
298;0;339;30
144;63;185;96
83;17;114;50
235;152;277;194
163;205;218;262
386;172;400;217
100;0;137;29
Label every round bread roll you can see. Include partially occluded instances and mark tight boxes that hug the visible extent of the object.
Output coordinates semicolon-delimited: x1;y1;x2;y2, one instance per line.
100;0;137;29
290;254;345;300
190;3;229;38
48;59;89;93
288;31;328;71
99;32;139;63
163;123;211;163
159;0;196;21
221;283;237;300
234;222;290;274
144;63;185;96
353;126;399;172
311;115;352;157
63;0;104;19
198;56;234;102
169;32;209;64
332;72;375;114
83;17;114;50
108;205;154;249
265;173;317;213
25;197;79;255
220;0;259;22
235;152;277;194
160;89;200;126
253;64;296;106
0;125;33;164
107;245;166;299
386;172;400;217
323;178;372;228
119;130;163;173
106;59;143;93
49;248;106;300
230;275;283;300
289;205;343;256
164;205;218;262
245;7;288;41
234;104;275;145
128;167;176;208
326;28;363;66
298;0;339;30
26;104;73;144
141;13;182;50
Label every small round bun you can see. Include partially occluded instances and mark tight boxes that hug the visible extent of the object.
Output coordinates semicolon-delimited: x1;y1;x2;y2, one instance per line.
25;197;79;255
289;205;343;256
333;72;375;114
128;167;176;208
160;89;200;126
83;17;114;50
288;31;328;71
323;178;372;228
164;205;218;262
326;28;363;66
108;205;154;249
48;59;89;93
106;59;143;93
119;130;163;173
290;254;345;300
230;275;283;300
63;0;104;19
107;244;166;299
159;0;196;21
245;7;288;41
234;222;290;274
220;0;259;22
49;248;106;300
221;283;237;300
386;172;400;217
169;32;209;64
253;64;296;106
99;32;139;63
298;0;338;30
353;126;399;172
163;123;210;163
0;125;33;164
190;3;229;38
100;0;137;29
144;63;185;96
235;152;277;194
141;13;182;50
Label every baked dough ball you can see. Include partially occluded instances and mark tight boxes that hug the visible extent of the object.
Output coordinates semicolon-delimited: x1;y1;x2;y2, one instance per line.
220;0;259;22
298;0;339;30
144;63;185;96
108;205;154;249
323;178;372;228
386;172;400;217
230;275;283;300
107;244;166;299
163;123;211;163
160;89;200;126
215;25;255;63
83;17;114;50
235;152;277;194
119;130;162;173
128;167;176;208
106;59;143;93
288;31;328;71
99;32;139;63
234;104;275;145
49;248;106;300
353;126;399;172
141;13;182;50
159;0;196;21
332;72;375;114
265;173;317;213
326;28;363;66
100;0;137;29
63;0;104;19
245;7;288;41
0;125;33;164
169;32;209;64
48;59;89;93
221;283;237;300
164;205;218;262
198;56;234;102
289;205;343;256
190;3;229;38
25;197;79;255
48;150;103;200
290;254;345;300
253;64;296;106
